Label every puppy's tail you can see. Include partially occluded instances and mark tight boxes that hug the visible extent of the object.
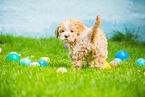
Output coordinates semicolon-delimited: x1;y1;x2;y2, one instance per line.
91;13;101;43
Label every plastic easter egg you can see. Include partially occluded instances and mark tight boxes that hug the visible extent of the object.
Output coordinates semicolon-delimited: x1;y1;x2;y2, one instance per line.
30;62;40;67
40;57;50;63
109;61;118;67
113;58;122;64
136;58;145;66
20;58;31;66
115;50;129;60
37;60;47;67
5;53;20;62
104;61;111;69
10;52;18;55
56;67;67;73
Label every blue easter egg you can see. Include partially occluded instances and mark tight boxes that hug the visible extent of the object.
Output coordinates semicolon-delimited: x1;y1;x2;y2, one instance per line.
6;53;20;62
20;58;31;66
136;58;145;66
113;58;122;64
115;50;129;60
37;60;47;67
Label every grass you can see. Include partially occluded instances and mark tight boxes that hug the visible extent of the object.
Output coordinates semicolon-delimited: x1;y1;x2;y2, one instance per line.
110;27;143;43
0;34;145;97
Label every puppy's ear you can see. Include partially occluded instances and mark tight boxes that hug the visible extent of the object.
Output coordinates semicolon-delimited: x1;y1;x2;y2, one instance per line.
55;26;59;38
76;22;85;35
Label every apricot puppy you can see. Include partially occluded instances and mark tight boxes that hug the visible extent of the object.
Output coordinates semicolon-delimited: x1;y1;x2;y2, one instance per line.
55;14;108;69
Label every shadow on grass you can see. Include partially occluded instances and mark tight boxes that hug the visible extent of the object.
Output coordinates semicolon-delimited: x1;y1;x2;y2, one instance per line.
48;60;87;69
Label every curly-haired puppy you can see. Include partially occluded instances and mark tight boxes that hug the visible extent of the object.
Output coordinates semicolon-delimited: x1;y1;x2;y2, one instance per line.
55;13;108;69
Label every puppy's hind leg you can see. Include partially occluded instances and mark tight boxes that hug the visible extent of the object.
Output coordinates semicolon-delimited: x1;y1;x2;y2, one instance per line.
71;60;82;69
85;61;94;68
94;56;106;69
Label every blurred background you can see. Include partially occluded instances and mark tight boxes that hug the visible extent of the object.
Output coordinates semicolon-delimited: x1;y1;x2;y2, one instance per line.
0;0;145;41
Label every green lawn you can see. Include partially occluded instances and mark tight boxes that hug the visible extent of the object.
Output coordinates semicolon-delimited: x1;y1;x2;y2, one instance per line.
0;35;145;97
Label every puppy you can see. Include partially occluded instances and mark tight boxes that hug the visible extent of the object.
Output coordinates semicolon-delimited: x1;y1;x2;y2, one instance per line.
55;13;108;69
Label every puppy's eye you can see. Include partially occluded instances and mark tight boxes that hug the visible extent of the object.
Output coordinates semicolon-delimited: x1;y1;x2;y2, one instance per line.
62;30;64;32
71;30;73;32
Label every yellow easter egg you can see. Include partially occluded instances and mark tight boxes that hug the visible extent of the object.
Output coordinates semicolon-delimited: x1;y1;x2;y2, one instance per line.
104;61;111;69
40;57;50;63
10;52;18;55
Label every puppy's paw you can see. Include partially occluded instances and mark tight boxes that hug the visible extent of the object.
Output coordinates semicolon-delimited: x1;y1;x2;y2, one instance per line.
85;65;95;68
71;65;81;70
94;65;104;69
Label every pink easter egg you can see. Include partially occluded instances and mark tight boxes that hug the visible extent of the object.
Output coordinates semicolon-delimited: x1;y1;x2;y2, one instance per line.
109;61;118;67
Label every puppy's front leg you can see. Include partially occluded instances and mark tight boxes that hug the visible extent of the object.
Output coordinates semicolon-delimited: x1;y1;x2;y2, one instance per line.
85;61;94;68
94;57;106;69
71;60;82;69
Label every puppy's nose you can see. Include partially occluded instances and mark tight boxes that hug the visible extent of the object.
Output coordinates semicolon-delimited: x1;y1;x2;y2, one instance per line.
64;35;69;38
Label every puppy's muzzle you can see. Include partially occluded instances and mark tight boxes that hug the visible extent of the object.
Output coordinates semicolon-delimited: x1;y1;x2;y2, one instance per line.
64;35;69;39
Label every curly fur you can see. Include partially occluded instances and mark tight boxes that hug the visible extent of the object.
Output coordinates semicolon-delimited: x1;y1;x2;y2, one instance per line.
55;14;108;69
